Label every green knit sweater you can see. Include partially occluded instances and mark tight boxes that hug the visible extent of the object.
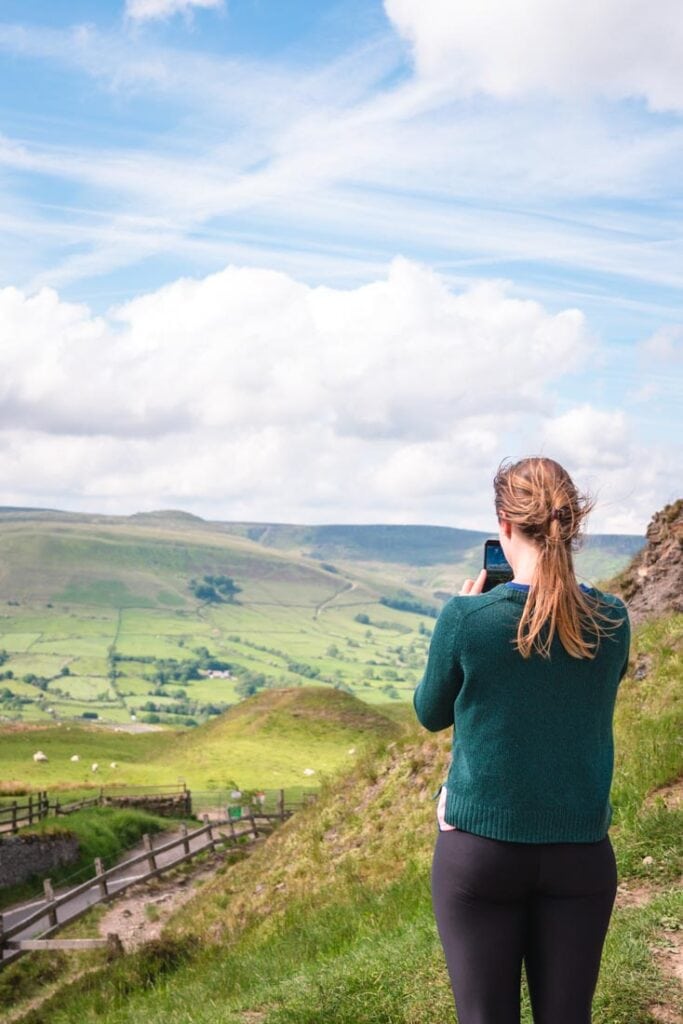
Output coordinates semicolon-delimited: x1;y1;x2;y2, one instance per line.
414;582;631;843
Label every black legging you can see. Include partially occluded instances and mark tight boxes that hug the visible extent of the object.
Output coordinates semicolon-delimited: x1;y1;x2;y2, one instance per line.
431;827;618;1024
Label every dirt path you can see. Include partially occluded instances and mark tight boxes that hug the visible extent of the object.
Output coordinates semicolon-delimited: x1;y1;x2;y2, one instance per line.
313;580;355;620
94;845;240;951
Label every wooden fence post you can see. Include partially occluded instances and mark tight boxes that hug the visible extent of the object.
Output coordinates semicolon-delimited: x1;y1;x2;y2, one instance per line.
95;857;108;898
143;833;157;873
106;932;124;959
278;788;285;821
11;800;17;833
248;809;257;838
202;814;216;852
28;793;33;827
54;796;61;817
43;879;58;928
180;821;190;856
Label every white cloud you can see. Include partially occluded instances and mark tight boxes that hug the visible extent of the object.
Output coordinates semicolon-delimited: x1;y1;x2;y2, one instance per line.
125;0;224;23
538;403;683;534
384;0;683;110
542;405;630;469
0;257;672;532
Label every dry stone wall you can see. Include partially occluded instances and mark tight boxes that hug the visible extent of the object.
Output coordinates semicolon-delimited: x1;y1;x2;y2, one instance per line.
0;832;80;889
101;792;191;817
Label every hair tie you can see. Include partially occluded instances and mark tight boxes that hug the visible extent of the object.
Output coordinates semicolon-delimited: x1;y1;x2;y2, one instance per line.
550;507;560;521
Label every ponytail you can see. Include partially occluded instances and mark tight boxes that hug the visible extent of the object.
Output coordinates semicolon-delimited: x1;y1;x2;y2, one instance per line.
493;456;622;659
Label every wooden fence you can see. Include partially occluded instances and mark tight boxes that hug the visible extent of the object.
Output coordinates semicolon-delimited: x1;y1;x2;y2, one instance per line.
0;785;317;835
0;784;190;835
0;810;288;968
0;791;50;833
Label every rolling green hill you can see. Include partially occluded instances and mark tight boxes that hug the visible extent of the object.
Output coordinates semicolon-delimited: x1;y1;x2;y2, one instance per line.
0;687;401;794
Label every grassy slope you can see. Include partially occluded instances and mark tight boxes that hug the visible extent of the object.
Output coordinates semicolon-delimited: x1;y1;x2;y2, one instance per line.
0;687;400;793
9;610;682;1024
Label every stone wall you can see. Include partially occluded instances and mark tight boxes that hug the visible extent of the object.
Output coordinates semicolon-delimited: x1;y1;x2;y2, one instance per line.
101;792;191;817
0;832;80;889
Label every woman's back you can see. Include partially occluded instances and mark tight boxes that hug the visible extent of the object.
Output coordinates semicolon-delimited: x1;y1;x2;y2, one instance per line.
415;579;630;843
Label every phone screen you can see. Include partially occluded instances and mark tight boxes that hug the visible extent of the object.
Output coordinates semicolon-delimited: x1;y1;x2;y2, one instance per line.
482;540;513;591
485;543;512;571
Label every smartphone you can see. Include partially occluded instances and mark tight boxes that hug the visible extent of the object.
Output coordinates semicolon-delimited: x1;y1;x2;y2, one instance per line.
482;539;514;591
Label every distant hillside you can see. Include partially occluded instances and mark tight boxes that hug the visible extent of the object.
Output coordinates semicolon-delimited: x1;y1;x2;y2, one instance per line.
219;522;489;564
215;519;644;569
0;512;437;726
0;505;644;574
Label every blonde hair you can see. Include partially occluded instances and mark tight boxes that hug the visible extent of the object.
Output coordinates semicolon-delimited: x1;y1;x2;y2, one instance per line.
493;456;620;660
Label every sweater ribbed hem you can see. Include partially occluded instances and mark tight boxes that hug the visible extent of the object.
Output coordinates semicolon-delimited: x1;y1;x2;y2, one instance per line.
444;788;612;844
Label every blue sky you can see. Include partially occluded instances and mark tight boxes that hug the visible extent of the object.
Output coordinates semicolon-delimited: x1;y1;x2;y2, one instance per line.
0;0;680;533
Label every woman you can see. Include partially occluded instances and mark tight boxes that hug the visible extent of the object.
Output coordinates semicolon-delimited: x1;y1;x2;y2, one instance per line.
414;456;631;1024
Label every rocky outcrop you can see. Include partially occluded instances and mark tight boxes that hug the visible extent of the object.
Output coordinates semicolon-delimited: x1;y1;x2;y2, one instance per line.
610;499;683;624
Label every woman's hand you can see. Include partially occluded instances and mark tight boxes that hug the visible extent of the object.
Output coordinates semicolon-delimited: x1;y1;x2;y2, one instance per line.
460;569;487;596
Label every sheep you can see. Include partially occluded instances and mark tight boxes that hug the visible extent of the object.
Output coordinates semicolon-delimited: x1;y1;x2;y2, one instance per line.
70;754;80;762
302;768;315;776
91;763;99;772
33;751;48;762
109;761;118;769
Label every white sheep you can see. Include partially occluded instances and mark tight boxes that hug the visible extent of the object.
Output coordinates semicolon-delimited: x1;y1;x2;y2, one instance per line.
303;768;315;776
91;763;99;772
109;761;118;769
33;751;48;762
70;754;80;762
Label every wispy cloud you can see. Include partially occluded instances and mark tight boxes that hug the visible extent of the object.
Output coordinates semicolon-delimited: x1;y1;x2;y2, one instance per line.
124;0;224;23
0;15;681;310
